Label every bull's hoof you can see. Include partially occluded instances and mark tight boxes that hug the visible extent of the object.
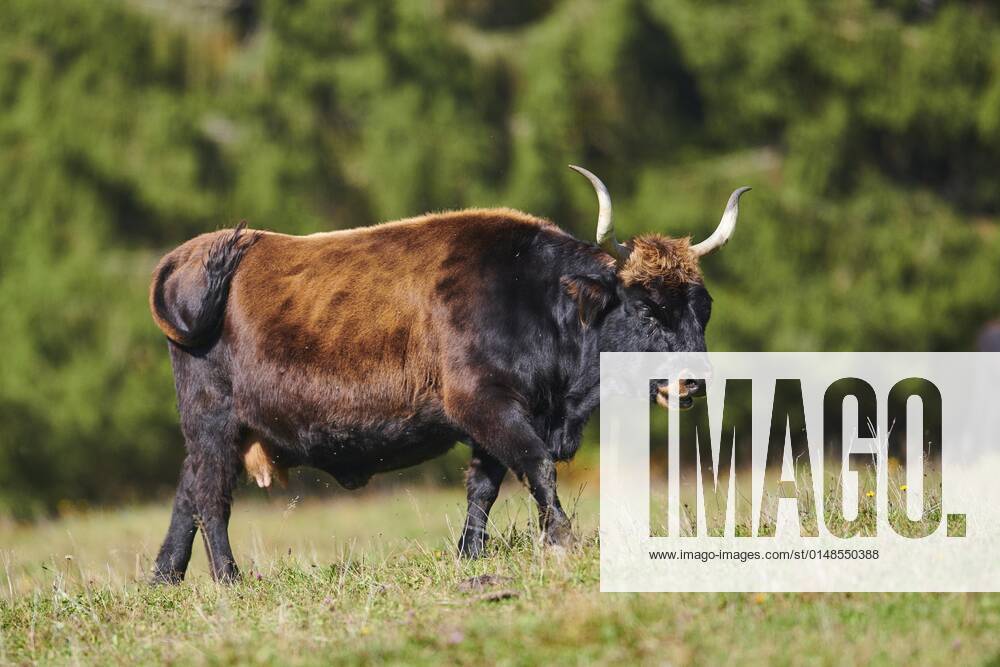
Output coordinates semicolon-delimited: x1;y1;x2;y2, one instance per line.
213;567;241;585
543;522;575;549
458;531;489;559
149;567;185;586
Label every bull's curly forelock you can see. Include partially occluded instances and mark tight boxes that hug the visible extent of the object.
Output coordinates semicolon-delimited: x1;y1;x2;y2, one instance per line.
618;234;702;288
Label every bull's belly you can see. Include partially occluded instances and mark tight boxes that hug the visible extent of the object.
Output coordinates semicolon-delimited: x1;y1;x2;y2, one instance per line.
241;413;465;490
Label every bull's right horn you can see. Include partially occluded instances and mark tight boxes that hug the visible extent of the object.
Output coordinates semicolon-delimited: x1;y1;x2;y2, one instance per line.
569;165;629;265
691;187;752;257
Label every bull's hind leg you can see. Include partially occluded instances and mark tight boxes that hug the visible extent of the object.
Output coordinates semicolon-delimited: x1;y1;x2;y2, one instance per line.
458;448;507;558
152;456;198;584
153;408;242;583
189;417;242;583
164;346;243;583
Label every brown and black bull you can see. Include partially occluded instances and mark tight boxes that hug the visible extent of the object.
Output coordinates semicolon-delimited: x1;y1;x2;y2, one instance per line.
148;166;749;583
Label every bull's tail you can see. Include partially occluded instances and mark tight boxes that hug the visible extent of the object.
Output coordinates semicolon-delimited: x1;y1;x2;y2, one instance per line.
150;222;261;348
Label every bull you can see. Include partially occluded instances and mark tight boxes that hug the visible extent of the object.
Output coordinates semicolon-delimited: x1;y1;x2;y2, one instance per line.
148;166;749;582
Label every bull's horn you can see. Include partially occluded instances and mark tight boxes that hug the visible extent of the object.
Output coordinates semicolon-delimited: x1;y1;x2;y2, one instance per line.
691;187;752;257
569;165;628;264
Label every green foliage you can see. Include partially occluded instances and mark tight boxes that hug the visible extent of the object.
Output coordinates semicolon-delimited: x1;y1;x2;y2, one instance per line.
0;0;998;513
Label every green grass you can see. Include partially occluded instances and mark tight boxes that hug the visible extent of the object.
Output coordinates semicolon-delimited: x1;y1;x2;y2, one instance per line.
2;481;1000;665
660;461;946;539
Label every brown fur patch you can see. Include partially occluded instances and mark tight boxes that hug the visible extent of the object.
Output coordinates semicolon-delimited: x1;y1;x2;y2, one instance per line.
560;275;612;327
215;208;560;424
618;234;701;288
242;439;287;489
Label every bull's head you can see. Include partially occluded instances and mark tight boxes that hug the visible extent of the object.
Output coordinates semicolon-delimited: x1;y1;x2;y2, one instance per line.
564;165;750;407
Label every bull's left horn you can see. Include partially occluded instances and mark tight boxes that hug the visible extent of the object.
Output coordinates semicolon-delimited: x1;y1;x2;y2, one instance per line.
569;165;629;264
691;187;752;257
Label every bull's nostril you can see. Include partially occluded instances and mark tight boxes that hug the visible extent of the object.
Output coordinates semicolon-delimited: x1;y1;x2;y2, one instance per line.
684;378;708;398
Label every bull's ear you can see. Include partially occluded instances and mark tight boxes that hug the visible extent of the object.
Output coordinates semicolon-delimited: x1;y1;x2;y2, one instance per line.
561;275;615;327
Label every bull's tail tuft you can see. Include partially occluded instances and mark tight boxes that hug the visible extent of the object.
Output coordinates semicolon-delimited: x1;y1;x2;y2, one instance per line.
150;222;261;348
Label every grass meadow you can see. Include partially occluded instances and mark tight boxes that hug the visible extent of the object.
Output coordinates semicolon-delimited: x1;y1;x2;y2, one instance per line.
2;477;1000;665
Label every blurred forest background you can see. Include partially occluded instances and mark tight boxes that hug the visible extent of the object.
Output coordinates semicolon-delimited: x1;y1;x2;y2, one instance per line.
1;0;998;517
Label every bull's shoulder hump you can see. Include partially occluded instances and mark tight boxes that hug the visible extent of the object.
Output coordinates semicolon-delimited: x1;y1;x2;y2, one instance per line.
395;207;559;229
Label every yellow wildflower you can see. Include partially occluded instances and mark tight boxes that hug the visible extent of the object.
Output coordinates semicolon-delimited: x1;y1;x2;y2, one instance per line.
865;490;875;498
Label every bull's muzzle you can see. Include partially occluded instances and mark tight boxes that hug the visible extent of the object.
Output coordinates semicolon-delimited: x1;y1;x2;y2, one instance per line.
653;378;707;410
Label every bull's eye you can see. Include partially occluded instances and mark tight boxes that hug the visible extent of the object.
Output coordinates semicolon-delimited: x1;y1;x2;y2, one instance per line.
637;302;668;326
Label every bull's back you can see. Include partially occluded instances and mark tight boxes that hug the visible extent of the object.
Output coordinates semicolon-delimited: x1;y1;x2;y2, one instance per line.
223;209;557;426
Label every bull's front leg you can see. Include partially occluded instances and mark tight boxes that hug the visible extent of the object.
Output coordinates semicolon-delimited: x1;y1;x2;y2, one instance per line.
449;393;573;549
458;448;507;558
519;456;573;547
552;386;600;461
